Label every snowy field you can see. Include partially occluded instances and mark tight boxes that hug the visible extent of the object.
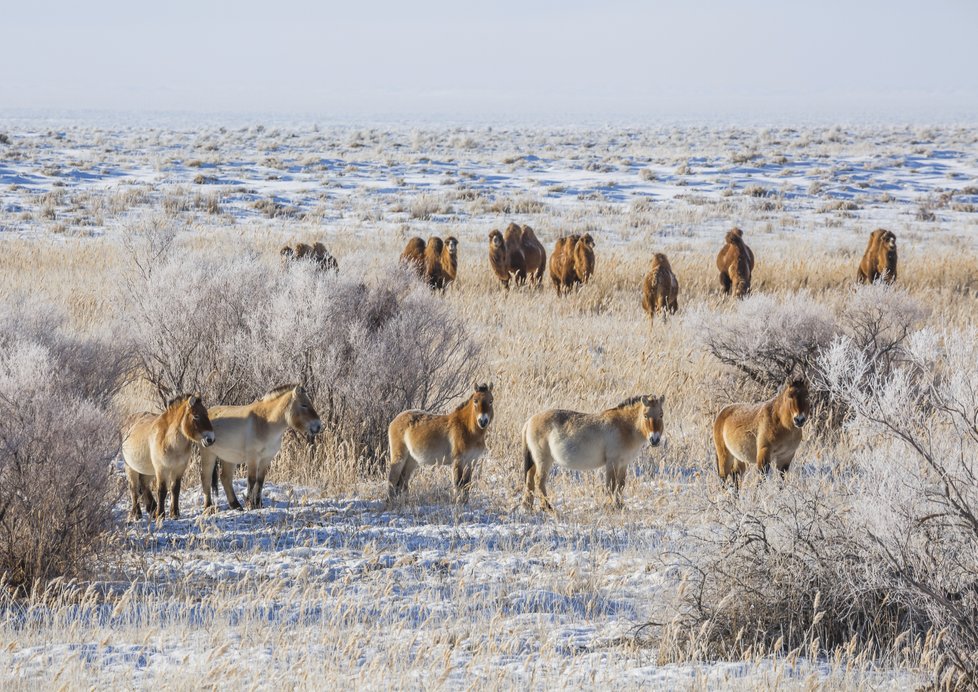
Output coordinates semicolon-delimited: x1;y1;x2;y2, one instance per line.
1;120;977;689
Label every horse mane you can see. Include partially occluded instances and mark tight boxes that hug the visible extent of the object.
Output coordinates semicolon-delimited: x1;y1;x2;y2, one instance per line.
165;394;191;409
261;384;298;400
611;395;645;410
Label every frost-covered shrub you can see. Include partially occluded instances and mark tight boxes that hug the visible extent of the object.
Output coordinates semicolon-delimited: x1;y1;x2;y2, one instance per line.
0;304;123;589
119;236;481;475
819;328;978;686
691;292;837;388
694;285;926;422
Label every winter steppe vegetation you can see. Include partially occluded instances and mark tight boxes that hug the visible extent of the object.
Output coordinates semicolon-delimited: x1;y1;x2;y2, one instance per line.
0;122;977;688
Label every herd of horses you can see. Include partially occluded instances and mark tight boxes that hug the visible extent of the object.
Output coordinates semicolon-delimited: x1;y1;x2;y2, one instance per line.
121;225;897;519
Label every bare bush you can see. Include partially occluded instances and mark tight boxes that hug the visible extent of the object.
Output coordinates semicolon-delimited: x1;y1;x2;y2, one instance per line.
691;293;837;388
819;329;978;687
0;304;123;590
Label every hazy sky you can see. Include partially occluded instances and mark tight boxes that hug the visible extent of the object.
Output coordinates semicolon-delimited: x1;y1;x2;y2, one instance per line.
3;0;977;122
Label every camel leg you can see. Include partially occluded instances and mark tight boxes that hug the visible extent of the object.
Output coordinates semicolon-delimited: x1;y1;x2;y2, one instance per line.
719;272;732;294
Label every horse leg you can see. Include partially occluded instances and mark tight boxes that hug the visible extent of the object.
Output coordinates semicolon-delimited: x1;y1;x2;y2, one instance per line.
126;467;142;521
604;462;624;509
221;460;242;511
669;295;679;314
756;444;772;477
614;463;628;509
522;465;537;511
458;460;475;504
388;443;408;502
534;456;555;513
170;476;182;519
246;461;259;510
200;450;216;513
397;458;418;496
154;471;168;520
253;460;270;509
141;473;157;516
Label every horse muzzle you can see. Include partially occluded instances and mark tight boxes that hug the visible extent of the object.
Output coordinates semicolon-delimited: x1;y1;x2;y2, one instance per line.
793;415;808;428
201;433;216;447
648;432;661;447
477;414;491;429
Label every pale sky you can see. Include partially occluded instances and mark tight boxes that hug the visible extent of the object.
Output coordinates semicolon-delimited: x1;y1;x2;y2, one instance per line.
3;0;977;123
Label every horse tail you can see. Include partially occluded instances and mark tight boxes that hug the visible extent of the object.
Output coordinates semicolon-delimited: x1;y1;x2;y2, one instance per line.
212;460;220;493
522;426;534;478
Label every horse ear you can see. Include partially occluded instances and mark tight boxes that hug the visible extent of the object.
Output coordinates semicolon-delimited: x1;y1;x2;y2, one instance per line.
295;385;306;395
473;381;480;392
488;382;494;392
189;394;200;407
641;395;651;406
657;393;666;405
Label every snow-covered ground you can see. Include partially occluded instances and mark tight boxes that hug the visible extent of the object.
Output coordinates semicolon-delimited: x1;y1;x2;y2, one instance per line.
0;481;922;688
2;123;977;251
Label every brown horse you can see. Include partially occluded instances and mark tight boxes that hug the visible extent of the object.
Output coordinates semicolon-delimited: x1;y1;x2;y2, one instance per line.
713;377;811;488
857;229;897;284
522;395;664;511
200;385;322;511
716;228;755;297
519;225;547;285
642;253;679;324
400;237;427;278
503;223;527;285
122;394;215;520
549;234;581;295
388;383;494;503
573;234;596;284
488;230;512;289
441;236;459;288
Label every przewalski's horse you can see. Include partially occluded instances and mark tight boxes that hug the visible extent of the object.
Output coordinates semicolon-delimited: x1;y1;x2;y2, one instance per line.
641;253;679;324
857;228;897;284
200;385;322;511
388;383;494;503
522;394;665;511
713;377;811;489
716;227;755;297
122;394;215;520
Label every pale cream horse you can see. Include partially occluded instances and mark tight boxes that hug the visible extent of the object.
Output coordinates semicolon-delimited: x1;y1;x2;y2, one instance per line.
122;394;215;520
522;394;664;511
199;385;322;511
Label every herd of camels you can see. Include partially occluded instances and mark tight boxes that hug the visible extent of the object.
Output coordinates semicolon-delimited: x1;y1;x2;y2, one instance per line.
123;225;897;520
